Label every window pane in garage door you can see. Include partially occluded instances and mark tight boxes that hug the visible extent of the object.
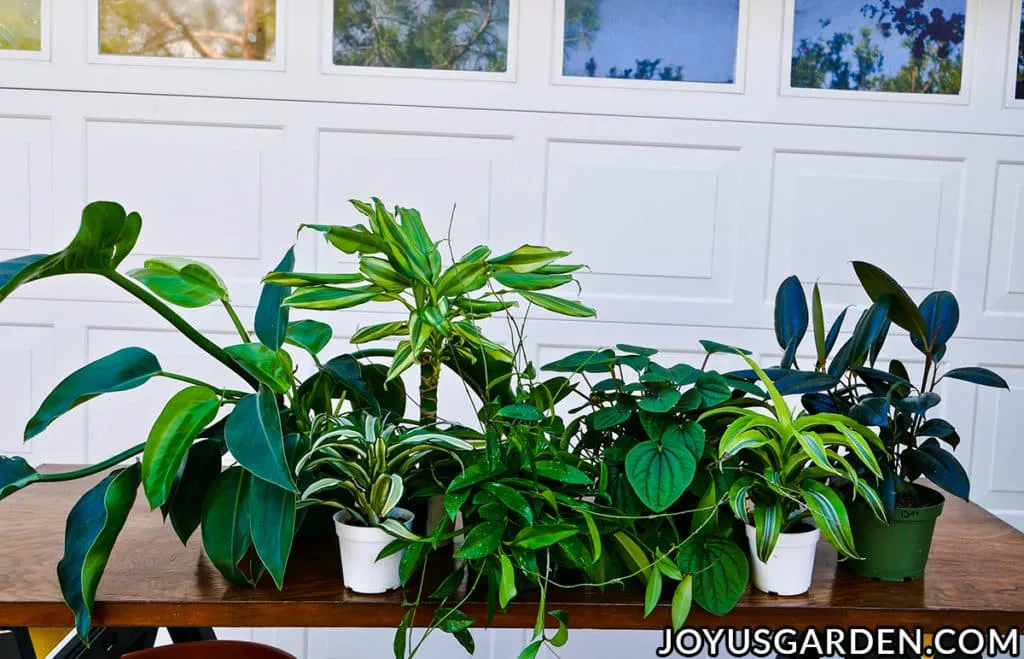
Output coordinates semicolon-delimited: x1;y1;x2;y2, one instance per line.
562;0;740;83
98;0;276;60
0;0;41;51
791;0;965;94
331;0;510;72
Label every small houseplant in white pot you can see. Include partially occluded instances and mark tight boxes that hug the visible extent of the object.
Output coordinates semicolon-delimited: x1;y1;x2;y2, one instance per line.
295;413;476;593
702;356;888;596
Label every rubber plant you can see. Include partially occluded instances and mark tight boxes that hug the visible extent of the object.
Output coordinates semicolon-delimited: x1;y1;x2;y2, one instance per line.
702;354;888;562
270;197;595;426
745;266;1009;513
0;201;403;641
540;344;759;628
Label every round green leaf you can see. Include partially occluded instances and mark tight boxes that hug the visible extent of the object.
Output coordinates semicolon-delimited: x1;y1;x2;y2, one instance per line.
128;257;228;308
676;536;748;616
625;440;696;512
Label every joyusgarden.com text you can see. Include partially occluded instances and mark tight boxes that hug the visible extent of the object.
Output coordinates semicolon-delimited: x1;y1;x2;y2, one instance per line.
655;627;1021;657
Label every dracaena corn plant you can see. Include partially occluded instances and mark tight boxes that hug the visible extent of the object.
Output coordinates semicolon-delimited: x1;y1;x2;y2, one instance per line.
702;354;887;563
294;413;477;532
267;197;595;424
746;264;1009;512
0;201;405;641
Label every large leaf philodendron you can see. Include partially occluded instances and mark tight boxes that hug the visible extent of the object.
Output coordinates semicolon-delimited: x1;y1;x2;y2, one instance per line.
0;202;404;641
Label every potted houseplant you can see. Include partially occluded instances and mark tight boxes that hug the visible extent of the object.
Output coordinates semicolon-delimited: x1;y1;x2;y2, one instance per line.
294;413;475;593
755;264;1010;581
0;201;417;639
703;355;887;596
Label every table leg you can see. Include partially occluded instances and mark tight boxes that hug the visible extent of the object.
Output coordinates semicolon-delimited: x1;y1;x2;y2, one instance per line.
166;627;216;644
51;627;158;658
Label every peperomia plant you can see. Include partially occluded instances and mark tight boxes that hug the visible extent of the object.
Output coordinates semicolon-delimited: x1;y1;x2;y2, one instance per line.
702;355;887;562
269;197;595;425
0;202;404;640
751;264;1009;512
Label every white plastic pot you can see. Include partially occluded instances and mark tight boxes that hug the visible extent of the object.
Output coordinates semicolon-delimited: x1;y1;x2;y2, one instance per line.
745;523;820;596
333;508;415;594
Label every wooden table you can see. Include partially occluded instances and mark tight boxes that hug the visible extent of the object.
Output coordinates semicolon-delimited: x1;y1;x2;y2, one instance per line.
1;468;1023;649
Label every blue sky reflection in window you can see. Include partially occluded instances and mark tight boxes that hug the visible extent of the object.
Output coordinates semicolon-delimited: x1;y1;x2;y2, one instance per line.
562;0;740;83
791;0;966;94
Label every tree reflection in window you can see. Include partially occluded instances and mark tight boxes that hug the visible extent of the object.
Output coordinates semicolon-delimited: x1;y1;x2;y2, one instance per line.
1016;0;1023;99
0;0;41;51
99;0;276;61
791;0;965;94
563;0;740;83
331;0;510;72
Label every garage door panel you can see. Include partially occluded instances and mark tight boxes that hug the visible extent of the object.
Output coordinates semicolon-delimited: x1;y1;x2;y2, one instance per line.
985;162;1024;317
766;150;963;309
0;116;53;258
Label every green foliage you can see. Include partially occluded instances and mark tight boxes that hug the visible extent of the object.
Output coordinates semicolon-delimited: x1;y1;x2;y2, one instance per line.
0;0;41;51
758;264;1009;514
332;0;509;71
98;0;276;60
295;414;476;527
703;354;885;562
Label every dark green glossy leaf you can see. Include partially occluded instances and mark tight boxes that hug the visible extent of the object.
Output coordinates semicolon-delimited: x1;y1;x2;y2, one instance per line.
852;261;928;344
0;202;140;302
775;275;808;364
399;541;426;586
255;247;295;350
249;477;295;589
128;257;228;308
909;438;970;500
394;609;413;659
696;372;732;408
164;440;222;545
848;299;891;367
434;608;475;633
698;340;750;356
58;463;140;641
482;482;534;523
201;466;253;585
941;367;1009;389
541;349;615;373
626;440;696;512
665;420;706;460
675;536;748;616
519;640;543;659
917;418;959;448
453;520;504;559
534;461;591;485
896;392;941;415
0;456;40;502
430;564;466;599
26;347;161;440
912;291;959;355
322;355;378;414
618;343;658;357
224;387;296;492
591;404;631;430
225;343;292;394
637;389;681;413
512;524;579;550
497;404;543;422
824;308;848;358
142;386;220;508
284;320;333;355
454;629;475;654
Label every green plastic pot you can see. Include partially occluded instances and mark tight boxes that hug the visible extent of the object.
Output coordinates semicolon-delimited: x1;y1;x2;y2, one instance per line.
845;482;945;582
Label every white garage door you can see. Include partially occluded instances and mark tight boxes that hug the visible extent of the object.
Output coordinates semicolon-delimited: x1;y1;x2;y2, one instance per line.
2;1;1023;657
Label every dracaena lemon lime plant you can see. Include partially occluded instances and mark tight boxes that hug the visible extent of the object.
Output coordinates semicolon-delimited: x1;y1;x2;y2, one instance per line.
268;197;594;424
703;354;887;563
294;413;477;532
0;201;406;641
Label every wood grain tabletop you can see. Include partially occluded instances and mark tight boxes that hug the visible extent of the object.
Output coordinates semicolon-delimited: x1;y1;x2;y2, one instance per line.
1;466;1022;631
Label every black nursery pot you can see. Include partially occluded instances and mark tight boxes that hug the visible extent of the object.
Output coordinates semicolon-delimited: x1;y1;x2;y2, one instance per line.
844;482;945;582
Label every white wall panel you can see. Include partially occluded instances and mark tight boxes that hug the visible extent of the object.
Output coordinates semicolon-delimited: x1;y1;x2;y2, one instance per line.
986;163;1024;316
0;117;53;259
